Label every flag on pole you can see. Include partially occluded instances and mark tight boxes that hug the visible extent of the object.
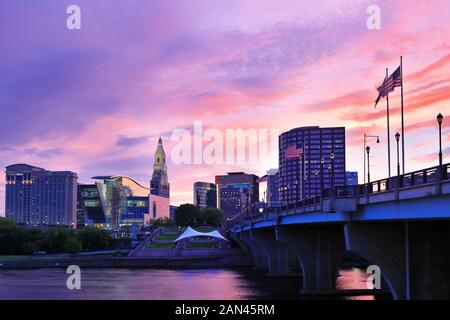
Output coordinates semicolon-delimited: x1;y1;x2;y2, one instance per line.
374;66;402;108
284;144;304;159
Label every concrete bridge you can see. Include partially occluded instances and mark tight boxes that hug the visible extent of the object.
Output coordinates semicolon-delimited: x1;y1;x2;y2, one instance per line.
229;163;450;299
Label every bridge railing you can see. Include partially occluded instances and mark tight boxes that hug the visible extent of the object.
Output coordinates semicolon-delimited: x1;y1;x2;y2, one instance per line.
361;163;449;195
228;163;450;230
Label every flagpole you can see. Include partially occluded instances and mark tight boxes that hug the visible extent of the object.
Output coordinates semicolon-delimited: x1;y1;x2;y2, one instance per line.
400;56;405;174
386;68;391;177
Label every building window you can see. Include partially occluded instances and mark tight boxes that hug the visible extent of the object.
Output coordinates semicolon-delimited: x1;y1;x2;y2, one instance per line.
153;201;157;218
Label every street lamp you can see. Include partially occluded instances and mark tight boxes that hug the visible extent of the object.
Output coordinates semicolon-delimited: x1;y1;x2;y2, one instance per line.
437;113;443;166
330;152;335;190
320;158;324;197
395;132;401;176
364;134;380;183
366;146;371;183
314;171;319;203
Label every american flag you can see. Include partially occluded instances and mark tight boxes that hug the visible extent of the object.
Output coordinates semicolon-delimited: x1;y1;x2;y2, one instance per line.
374;66;402;108
284;145;303;159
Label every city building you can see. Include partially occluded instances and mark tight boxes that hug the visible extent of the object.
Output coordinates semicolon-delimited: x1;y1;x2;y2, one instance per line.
345;171;359;186
150;137;170;198
5;164;77;227
79;176;150;228
77;183;105;227
278;126;346;204
145;194;170;224
215;172;259;218
170;205;178;220
257;169;280;209
193;182;217;209
77;138;171;228
122;196;149;225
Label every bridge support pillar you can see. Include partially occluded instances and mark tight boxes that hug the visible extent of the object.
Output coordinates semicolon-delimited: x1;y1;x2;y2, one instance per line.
236;231;269;271
275;224;346;294
250;229;292;276
345;221;450;300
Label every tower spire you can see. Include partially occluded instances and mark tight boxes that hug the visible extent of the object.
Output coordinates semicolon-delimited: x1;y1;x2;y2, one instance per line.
150;137;170;198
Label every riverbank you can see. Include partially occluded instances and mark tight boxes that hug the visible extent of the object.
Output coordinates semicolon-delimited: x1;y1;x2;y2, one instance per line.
0;249;252;269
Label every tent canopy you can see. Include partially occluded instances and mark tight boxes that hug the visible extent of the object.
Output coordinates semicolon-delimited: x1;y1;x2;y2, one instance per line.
173;226;229;243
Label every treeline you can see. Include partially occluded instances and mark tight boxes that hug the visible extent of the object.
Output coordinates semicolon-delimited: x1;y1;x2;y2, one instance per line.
0;217;111;255
174;204;225;227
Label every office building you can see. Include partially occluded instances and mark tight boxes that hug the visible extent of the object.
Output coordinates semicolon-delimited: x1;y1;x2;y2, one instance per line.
215;172;259;218
278;126;346;204
345;171;359;186
258;169;280;208
80;176;150;228
193;182;217;209
5;163;77;227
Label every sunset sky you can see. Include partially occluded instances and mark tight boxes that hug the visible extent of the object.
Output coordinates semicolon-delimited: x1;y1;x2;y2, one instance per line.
1;0;450;214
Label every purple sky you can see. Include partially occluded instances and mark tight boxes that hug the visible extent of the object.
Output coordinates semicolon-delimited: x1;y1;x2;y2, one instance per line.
1;0;450;214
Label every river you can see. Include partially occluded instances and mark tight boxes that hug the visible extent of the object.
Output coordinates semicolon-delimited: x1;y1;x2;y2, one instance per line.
0;267;385;300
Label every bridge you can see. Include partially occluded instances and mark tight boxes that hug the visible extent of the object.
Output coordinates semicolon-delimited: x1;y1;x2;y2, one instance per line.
229;163;450;300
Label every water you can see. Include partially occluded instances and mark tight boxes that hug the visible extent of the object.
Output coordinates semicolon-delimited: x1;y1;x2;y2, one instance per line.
0;267;381;300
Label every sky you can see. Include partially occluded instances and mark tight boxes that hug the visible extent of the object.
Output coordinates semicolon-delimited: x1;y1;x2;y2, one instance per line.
1;0;450;214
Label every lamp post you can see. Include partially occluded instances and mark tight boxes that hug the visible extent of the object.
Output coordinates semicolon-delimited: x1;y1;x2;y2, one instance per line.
437;113;443;166
395;132;401;176
320;158;324;197
366;146;371;183
327;164;332;185
364;134;380;183
314;171;319;205
330;152;335;190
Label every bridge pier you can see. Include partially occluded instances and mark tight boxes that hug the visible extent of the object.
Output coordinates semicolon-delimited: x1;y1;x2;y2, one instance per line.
250;229;292;276
237;231;269;271
275;224;346;294
345;221;450;300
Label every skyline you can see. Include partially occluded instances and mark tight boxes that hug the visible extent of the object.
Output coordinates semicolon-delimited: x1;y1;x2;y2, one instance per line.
1;1;450;214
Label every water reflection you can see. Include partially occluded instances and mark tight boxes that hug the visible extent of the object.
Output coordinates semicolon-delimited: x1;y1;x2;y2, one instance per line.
0;267;386;300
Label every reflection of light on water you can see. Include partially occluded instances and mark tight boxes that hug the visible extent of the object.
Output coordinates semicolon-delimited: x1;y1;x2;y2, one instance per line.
336;267;375;301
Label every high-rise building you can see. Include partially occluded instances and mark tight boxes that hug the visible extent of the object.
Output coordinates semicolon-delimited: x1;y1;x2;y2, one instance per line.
122;196;149;225
215;172;259;218
150;137;170;198
89;176;150;228
77;183;105;227
193;182;217;209
266;169;280;207
279;126;346;204
5;164;77;227
345;171;359;186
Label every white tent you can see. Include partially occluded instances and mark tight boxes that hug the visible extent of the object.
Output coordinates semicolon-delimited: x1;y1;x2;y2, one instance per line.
173;226;229;243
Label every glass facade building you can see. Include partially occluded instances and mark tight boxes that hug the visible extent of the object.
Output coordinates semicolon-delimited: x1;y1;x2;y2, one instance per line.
266;169;280;208
215;172;259;218
279;126;346;204
79;176;150;228
345;171;359;186
121;196;149;225
5;164;78;227
193;182;217;209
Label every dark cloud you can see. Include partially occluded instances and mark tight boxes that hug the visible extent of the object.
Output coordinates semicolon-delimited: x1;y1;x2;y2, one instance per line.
116;135;150;147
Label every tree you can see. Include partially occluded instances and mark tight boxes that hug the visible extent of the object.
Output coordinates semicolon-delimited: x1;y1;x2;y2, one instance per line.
64;237;82;255
200;208;225;227
174;204;201;226
77;227;111;251
41;227;73;253
148;217;175;227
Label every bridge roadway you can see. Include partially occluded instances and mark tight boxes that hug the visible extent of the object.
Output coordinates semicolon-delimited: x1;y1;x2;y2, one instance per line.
229;163;450;299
